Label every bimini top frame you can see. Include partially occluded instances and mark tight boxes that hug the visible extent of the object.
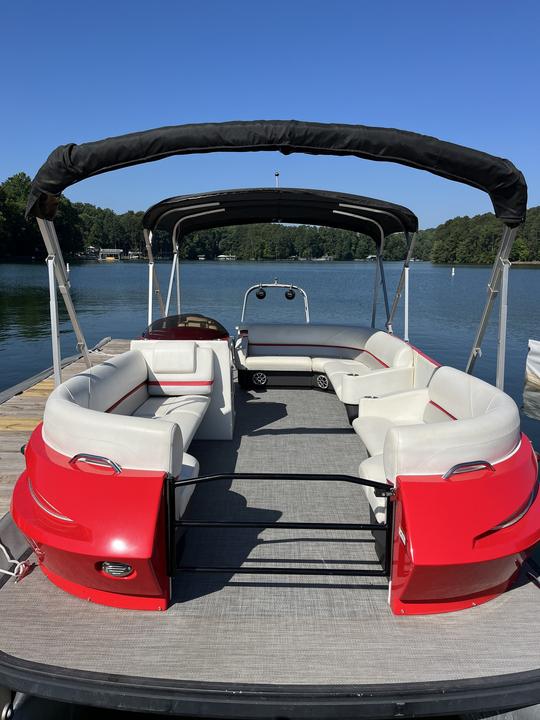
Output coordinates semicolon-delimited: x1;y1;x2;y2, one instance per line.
27;120;528;390
142;187;418;240
142;186;418;329
27;120;526;225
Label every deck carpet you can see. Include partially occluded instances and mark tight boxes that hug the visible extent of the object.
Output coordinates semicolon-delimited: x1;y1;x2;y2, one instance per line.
0;387;539;685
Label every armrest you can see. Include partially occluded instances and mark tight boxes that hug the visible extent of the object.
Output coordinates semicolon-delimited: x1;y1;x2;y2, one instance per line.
43;399;184;476
235;346;248;368
340;367;414;405
358;388;429;422
383;406;520;482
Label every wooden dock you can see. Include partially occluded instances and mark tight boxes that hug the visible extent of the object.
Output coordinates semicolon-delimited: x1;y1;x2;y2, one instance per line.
0;339;130;515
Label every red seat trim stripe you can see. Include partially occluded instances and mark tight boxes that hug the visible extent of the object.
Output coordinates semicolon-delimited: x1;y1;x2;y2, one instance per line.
148;380;214;387
247;342;389;368
429;400;457;420
106;379;213;412
106;381;147;413
408;343;441;367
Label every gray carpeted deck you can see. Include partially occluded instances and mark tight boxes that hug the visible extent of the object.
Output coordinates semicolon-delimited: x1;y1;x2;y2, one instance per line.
1;387;540;686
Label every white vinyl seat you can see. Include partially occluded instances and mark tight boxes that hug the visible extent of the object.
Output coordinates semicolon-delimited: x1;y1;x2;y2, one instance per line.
354;366;521;522
324;331;414;402
133;395;210;448
234;324;415;403
354;416;419;457
42;345;216;520
243;355;312;372
176;453;200;520
358;455;387;523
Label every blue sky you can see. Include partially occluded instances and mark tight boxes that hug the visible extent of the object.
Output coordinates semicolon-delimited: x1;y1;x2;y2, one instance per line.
1;0;538;228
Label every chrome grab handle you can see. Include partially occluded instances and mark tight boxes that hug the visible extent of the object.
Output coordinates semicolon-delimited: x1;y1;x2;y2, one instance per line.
69;453;122;474
442;460;494;479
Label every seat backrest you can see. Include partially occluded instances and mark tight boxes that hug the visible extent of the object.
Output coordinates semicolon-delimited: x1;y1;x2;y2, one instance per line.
384;367;521;481
60;350;149;414
363;331;414;370
240;323;376;360
424;366;509;423
131;340;214;396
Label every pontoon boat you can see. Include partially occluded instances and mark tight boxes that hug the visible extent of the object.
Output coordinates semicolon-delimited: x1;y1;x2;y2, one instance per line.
1;120;539;718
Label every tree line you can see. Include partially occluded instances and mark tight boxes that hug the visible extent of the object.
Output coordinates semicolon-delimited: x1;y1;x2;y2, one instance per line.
1;172;539;263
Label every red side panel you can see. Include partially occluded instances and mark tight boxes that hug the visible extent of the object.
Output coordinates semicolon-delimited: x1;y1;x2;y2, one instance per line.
11;425;170;611
389;435;540;615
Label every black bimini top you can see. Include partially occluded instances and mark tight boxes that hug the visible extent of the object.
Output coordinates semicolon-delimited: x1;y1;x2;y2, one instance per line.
142;188;418;243
26;120;527;226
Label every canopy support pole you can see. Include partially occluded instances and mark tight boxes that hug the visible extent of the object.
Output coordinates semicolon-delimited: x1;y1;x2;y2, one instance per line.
387;231;416;336
175;249;181;314
465;225;517;384
371;253;380;329
46;254;62;386
403;265;410;342
379;244;391;326
143;229;165;323
371;238;389;329
37;219;91;379
147;261;154;327
165;252;178;317
496;259;511;389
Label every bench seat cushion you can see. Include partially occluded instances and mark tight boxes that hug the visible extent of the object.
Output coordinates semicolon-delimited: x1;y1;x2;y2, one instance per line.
311;357;336;373
134;395;210;449
244;355;312;372
358;454;389;523
353;416;418;456
176;453;200;520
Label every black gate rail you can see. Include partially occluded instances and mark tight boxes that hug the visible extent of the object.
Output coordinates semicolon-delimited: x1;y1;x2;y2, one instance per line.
166;472;395;579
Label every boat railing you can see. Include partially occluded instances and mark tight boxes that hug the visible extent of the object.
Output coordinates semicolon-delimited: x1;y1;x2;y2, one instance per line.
166;472;394;579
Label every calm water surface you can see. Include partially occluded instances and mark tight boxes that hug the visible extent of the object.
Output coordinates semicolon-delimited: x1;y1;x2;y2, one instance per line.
1;260;539;444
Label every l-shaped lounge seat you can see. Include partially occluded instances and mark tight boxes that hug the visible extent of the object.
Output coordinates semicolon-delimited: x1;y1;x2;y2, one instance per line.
235;323;418;402
43;342;215;518
353;366;521;523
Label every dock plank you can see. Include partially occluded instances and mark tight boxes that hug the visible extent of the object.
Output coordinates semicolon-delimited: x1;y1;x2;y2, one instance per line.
0;339;130;515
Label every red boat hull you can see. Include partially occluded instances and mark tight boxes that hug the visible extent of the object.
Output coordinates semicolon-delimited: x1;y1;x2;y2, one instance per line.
11;426;540;614
389;435;540;614
12;425;170;611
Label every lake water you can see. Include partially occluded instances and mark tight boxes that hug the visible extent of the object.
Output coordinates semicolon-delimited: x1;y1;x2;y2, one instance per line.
1;260;539;445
